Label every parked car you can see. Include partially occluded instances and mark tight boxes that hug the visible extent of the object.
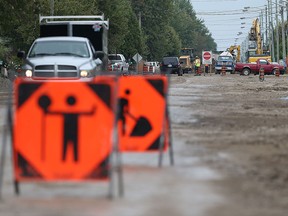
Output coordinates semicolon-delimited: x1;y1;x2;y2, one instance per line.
160;57;183;76
108;54;129;73
145;61;160;73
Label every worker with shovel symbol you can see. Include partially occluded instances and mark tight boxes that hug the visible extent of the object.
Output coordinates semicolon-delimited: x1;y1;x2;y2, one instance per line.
118;89;152;137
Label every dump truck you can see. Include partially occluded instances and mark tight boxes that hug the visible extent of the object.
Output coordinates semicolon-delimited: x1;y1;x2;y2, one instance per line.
215;51;235;74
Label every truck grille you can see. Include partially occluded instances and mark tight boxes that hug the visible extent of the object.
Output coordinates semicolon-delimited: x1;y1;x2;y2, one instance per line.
34;65;78;77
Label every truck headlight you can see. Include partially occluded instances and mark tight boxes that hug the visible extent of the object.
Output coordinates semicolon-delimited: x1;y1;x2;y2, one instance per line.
80;70;88;77
25;70;32;77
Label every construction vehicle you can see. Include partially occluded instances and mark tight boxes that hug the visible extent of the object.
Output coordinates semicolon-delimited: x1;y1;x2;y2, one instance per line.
228;45;240;62
179;48;194;73
180;48;194;59
215;51;235;74
246;18;271;63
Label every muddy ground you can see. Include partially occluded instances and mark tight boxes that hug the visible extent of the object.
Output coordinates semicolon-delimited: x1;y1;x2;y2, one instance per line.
0;73;288;215
169;73;288;215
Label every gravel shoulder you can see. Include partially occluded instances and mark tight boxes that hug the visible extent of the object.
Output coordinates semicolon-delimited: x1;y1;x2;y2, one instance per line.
170;73;288;215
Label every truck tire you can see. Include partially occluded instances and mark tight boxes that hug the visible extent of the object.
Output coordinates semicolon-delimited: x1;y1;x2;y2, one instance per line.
242;68;250;76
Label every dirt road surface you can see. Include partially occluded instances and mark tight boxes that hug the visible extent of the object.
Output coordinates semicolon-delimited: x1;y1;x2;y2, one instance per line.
0;74;288;216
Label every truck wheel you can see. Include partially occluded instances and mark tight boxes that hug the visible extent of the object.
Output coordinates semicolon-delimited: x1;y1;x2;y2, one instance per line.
242;68;250;76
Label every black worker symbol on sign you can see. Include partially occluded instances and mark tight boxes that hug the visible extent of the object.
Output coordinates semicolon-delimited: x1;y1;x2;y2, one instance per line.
38;94;96;162
117;89;152;136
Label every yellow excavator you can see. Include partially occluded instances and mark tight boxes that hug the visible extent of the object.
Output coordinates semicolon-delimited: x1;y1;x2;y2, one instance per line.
228;45;241;62
246;18;271;63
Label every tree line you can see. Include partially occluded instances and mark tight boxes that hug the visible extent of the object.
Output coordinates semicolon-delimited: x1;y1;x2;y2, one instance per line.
0;0;216;64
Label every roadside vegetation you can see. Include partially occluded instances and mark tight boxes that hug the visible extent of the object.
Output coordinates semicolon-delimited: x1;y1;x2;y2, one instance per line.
0;0;216;63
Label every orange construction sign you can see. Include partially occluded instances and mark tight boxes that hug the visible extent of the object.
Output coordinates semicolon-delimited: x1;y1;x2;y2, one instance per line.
117;76;168;152
13;78;116;181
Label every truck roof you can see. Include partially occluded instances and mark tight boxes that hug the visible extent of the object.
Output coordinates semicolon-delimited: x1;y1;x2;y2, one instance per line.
179;56;190;59
35;36;89;42
219;51;233;57
39;15;109;30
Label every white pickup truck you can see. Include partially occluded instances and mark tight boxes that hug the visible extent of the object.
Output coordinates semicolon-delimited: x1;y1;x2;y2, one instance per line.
108;54;129;72
17;36;103;79
17;15;109;79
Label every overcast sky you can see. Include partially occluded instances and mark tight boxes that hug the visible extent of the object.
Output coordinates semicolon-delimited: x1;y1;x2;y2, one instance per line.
190;0;266;51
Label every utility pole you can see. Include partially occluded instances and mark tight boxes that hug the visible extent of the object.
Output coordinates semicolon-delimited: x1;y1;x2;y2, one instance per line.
286;1;288;60
280;0;286;61
138;12;142;28
260;10;265;54
265;6;268;48
276;0;280;62
50;0;54;16
268;0;275;62
271;0;275;62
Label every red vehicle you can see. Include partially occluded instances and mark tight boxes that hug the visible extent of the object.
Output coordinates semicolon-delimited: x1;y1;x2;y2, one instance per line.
235;59;285;76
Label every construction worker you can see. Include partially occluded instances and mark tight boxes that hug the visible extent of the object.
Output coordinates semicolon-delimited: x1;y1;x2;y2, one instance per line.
194;56;201;75
205;64;209;74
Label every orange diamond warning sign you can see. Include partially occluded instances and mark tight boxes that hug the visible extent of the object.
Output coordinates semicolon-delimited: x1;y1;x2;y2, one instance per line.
117;76;168;152
13;78;116;181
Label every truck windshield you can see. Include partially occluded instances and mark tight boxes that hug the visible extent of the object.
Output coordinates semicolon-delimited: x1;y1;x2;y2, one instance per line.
163;57;178;65
28;41;90;58
108;55;121;61
218;56;233;61
180;58;187;64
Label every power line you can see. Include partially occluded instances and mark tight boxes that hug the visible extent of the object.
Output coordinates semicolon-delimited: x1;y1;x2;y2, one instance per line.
191;0;238;2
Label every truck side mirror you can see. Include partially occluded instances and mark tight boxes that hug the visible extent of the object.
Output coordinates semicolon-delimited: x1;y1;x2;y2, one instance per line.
17;51;26;59
94;51;104;59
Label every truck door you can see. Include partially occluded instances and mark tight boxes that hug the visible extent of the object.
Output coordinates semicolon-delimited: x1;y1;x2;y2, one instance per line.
258;59;270;73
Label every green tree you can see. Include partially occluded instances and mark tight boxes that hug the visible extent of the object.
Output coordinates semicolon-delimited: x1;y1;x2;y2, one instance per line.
119;8;148;59
53;0;98;15
98;0;131;54
0;0;218;62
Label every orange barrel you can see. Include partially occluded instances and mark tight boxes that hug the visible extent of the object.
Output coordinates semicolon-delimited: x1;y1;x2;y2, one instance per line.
221;65;226;75
143;65;149;72
275;68;280;77
259;67;264;81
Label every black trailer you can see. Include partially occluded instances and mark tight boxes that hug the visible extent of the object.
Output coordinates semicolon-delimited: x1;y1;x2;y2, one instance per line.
39;15;109;70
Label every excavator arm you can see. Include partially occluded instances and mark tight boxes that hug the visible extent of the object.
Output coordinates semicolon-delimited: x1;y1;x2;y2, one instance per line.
228;45;241;62
249;18;262;55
